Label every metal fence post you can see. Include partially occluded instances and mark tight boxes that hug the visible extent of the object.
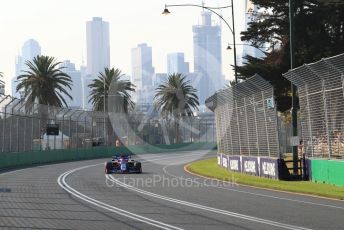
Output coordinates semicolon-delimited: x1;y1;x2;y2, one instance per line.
38;119;42;151
205;120;208;142
262;92;271;157
252;96;260;156
198;119;201;143
228;108;234;155
84;117;87;149
274;95;281;159
212;119;215;143
9;114;13;152
31;117;34;151
23;117;27;152
69;116;72;149
305;84;314;157
16;116;19;152
2;98;16;152
235;101;242;154
322;80;332;158
243;97;251;156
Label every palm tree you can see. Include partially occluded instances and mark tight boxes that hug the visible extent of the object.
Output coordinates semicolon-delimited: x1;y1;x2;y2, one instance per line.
0;72;3;84
16;55;73;107
0;72;4;95
88;68;135;146
154;73;199;143
88;68;135;113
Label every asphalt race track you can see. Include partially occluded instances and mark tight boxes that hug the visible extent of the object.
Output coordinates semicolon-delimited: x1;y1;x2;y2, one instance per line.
0;151;343;230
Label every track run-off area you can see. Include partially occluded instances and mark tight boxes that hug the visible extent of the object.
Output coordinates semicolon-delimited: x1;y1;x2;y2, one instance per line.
1;151;344;230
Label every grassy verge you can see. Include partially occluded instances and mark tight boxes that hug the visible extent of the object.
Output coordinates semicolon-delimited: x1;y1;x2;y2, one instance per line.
187;158;344;200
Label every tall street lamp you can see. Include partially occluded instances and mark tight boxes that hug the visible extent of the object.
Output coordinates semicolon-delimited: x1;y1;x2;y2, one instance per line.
103;78;107;146
162;0;238;83
289;0;298;174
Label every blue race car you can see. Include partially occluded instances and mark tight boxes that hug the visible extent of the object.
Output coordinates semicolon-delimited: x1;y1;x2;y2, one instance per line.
105;155;142;174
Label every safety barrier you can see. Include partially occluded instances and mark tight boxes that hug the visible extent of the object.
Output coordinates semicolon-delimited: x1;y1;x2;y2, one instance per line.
217;153;283;179
309;158;344;187
206;74;280;158
0;142;216;170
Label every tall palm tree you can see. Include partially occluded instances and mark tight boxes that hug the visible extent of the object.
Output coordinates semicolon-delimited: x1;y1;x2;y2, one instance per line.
0;72;4;95
154;73;199;143
0;72;4;85
88;68;135;113
16;55;73;107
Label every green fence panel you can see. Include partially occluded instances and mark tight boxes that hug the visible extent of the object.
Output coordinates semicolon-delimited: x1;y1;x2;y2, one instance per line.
328;160;344;187
311;159;344;187
311;159;329;184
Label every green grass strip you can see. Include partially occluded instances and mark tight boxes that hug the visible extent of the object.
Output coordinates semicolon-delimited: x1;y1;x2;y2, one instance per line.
187;158;344;200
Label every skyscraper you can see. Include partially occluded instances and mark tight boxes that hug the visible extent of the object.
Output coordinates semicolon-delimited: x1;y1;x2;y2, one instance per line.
131;43;155;103
12;39;41;98
86;17;110;77
193;11;224;104
59;60;83;108
167;53;189;75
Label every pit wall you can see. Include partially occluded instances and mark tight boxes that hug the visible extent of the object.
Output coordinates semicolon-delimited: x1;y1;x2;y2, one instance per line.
0;142;216;170
308;158;344;187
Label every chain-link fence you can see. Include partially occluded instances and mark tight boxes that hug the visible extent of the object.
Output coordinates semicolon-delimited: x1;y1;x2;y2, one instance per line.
110;113;216;146
206;74;280;157
0;94;216;153
0;95;111;152
284;53;344;159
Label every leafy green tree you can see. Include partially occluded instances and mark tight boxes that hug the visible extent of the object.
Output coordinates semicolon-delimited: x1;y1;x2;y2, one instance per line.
238;0;344;112
16;55;73;107
88;68;135;113
154;73;199;142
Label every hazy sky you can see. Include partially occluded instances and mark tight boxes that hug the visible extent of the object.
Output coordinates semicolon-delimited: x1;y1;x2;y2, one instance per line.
0;0;248;95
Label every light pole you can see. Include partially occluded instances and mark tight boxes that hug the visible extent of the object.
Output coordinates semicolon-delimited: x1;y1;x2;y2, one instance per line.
162;0;238;83
103;78;107;146
289;0;298;174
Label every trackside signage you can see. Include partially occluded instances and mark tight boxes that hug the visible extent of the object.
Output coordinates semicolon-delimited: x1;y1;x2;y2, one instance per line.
242;157;259;176
228;156;241;172
222;155;228;168
217;155;282;179
259;158;279;179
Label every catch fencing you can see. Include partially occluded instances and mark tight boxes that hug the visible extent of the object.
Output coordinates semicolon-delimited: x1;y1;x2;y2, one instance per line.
0;95;215;153
0;95;111;152
284;53;344;159
206;74;280;157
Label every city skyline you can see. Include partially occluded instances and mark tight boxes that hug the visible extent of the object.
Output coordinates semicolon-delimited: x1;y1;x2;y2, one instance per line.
86;17;110;77
193;11;224;103
12;39;41;98
0;0;251;95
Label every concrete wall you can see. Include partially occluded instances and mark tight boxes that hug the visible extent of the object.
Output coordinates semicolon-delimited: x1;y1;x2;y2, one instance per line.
0;142;216;170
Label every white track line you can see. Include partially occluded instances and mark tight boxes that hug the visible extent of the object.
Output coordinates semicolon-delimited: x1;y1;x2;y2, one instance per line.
107;175;312;230
58;165;183;230
56;153;207;230
162;165;344;210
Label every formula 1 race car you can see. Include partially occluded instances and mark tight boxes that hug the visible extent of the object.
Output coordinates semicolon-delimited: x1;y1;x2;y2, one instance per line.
105;155;142;174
